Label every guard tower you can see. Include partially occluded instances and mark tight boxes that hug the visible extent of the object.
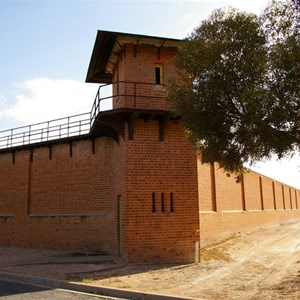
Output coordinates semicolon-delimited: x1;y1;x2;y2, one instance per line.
86;30;200;262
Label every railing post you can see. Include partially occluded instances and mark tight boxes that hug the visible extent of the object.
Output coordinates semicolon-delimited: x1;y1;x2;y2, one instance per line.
90;107;93;127
47;121;50;140
10;129;13;148
28;125;31;144
99;86;102;113
67;117;70;137
96;87;98;114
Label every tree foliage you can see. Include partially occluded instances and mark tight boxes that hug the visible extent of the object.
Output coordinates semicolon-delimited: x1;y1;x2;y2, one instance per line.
168;1;300;173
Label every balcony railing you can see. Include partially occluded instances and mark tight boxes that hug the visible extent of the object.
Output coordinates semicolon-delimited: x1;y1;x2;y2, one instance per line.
90;81;167;124
0;81;167;150
0;113;91;149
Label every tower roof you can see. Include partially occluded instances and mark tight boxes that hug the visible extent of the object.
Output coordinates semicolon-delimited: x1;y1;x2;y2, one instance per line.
86;30;181;84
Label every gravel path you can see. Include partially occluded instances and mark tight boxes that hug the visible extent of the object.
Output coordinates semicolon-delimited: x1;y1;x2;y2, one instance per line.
68;222;300;299
0;221;299;299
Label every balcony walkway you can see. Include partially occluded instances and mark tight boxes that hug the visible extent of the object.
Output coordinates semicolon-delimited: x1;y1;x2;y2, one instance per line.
0;82;170;151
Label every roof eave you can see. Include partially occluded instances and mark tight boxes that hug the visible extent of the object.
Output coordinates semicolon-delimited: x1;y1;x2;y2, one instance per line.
85;30;182;84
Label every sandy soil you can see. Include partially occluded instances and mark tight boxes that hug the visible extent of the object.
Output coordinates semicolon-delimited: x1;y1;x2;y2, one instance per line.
1;221;300;299
70;222;300;299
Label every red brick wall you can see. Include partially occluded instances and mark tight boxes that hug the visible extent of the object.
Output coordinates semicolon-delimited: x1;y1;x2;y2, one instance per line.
122;119;200;262
0;126;299;260
0;150;29;216
198;161;300;246
112;135;126;257
261;176;275;210
200;209;300;246
0;137;119;254
0;118;200;263
274;181;284;210
198;162;214;211
244;172;262;210
215;168;243;211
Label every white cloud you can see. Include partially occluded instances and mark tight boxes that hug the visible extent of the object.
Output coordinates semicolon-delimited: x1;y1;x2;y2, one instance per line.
0;94;8;110
183;0;270;13
2;78;103;124
180;0;271;37
226;0;270;14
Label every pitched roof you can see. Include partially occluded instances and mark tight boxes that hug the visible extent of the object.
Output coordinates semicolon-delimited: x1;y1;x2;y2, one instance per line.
86;30;181;84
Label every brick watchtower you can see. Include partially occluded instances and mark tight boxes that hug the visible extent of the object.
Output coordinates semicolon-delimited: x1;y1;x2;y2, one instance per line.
86;30;200;262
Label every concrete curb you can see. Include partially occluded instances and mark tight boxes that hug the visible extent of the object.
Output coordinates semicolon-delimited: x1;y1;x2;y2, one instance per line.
0;271;198;300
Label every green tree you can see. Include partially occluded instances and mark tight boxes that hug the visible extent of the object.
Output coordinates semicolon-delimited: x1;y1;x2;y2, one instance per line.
168;2;299;173
263;0;300;159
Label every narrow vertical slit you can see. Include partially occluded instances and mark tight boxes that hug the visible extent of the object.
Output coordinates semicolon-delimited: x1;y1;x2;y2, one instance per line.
69;142;73;158
272;181;276;210
282;185;286;210
161;192;165;213
48;145;52;160
295;190;298;209
289;188;293;209
155;67;161;84
152;193;156;213
240;173;246;211
210;163;217;211
259;177;264;210
170;192;174;213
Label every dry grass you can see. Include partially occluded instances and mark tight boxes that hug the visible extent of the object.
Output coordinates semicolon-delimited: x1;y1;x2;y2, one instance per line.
199;234;240;262
200;247;232;261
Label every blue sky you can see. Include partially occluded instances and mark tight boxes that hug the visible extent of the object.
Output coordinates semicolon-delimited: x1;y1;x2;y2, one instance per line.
0;0;269;126
1;0;299;189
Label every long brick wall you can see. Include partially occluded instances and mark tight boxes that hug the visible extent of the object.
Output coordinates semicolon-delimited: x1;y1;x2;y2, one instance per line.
0;118;200;263
0;137;119;254
198;160;300;246
0;120;299;262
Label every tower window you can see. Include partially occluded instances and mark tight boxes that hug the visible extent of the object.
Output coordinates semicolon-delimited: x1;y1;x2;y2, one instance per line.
155;65;163;84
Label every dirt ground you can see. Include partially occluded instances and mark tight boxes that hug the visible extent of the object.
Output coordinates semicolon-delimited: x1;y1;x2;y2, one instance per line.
71;221;300;299
2;221;300;299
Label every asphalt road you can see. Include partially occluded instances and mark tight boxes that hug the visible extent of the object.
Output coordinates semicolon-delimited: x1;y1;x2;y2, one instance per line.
0;280;120;300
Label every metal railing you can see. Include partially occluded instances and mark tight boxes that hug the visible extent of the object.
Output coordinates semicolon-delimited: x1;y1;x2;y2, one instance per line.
90;81;167;125
0;113;91;149
0;81;167;150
